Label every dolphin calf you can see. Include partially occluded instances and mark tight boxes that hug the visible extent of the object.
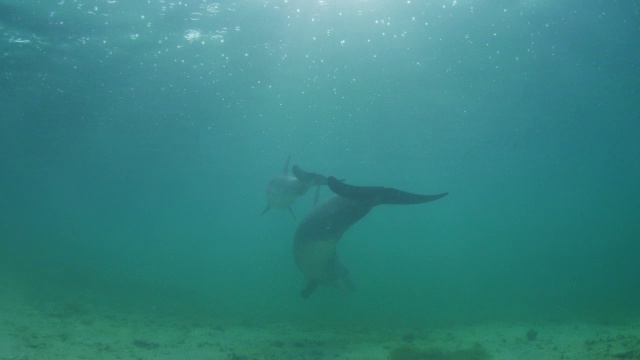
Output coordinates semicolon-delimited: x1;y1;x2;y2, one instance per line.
294;176;448;298
262;156;328;219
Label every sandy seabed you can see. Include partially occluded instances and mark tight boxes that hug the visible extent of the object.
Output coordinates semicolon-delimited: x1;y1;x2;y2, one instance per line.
2;296;639;360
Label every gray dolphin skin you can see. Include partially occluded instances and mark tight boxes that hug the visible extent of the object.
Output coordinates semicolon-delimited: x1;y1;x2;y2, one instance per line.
294;176;448;298
262;157;328;219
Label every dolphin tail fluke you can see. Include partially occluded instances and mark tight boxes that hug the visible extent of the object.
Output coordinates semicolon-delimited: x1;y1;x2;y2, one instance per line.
300;280;319;299
327;176;448;206
292;165;328;186
261;203;271;216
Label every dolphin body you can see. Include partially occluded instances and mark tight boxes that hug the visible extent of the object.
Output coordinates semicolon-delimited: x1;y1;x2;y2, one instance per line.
294;176;448;298
262;157;328;219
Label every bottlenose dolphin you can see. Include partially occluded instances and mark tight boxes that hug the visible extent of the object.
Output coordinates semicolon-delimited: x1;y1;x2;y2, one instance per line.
294;176;448;298
262;156;328;219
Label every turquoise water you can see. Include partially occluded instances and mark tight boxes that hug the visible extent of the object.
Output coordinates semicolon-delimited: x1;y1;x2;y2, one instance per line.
1;0;638;330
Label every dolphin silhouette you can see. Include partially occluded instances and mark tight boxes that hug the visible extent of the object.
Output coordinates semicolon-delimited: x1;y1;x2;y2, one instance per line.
262;156;328;219
294;176;448;298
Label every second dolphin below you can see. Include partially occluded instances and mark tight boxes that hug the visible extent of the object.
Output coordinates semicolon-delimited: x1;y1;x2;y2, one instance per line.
293;176;448;298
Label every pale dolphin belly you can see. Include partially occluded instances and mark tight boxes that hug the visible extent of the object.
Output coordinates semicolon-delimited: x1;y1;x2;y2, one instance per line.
265;176;308;209
262;158;328;219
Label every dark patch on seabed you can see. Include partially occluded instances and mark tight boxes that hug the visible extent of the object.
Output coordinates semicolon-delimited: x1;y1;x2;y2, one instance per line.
585;334;640;359
388;343;490;360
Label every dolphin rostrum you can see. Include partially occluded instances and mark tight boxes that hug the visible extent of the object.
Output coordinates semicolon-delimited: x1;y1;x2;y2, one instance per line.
293;176;448;298
262;156;328;219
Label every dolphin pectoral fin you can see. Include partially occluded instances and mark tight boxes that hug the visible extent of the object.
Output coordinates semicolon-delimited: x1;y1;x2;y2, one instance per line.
300;280;319;299
288;206;297;220
327;177;448;206
261;203;271;216
282;155;292;175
